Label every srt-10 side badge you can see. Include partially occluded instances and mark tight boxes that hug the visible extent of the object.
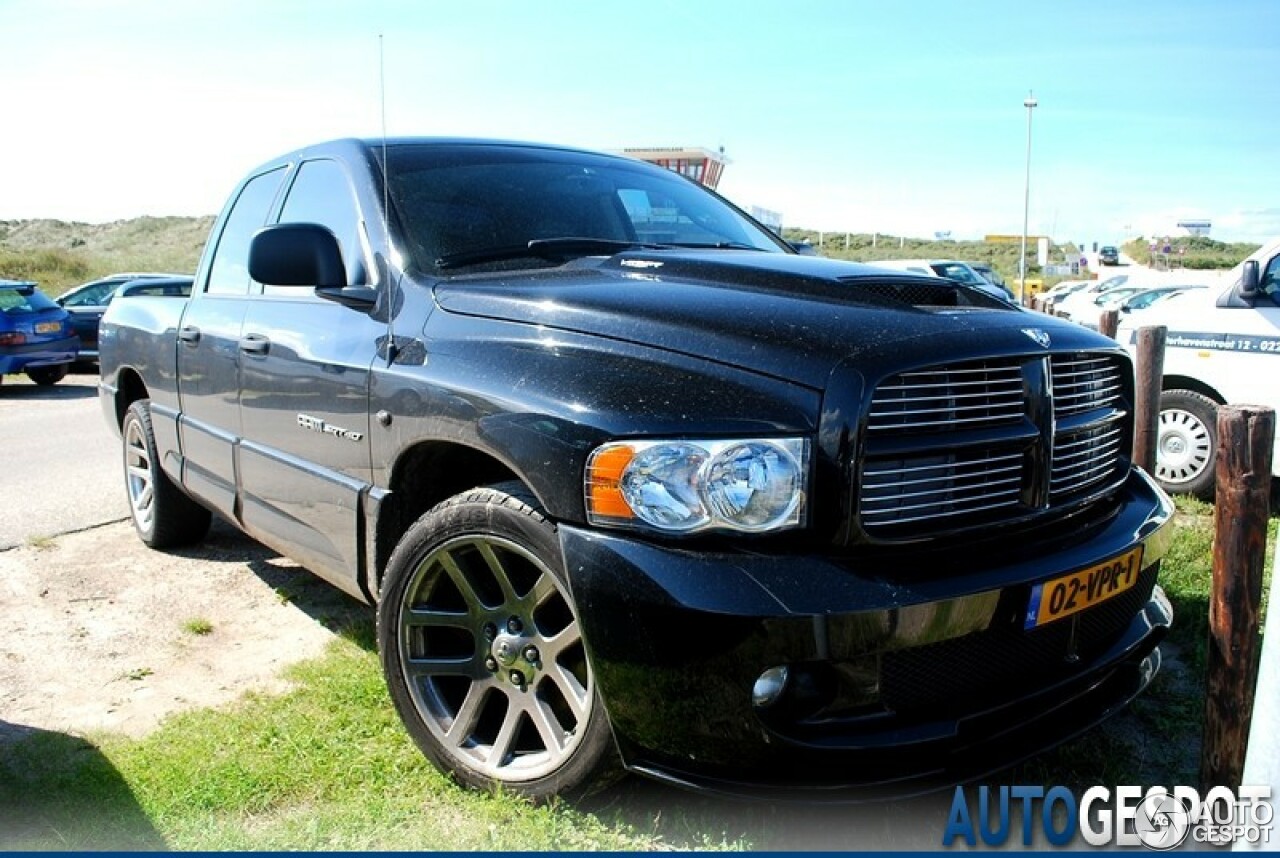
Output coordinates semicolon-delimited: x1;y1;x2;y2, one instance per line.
297;413;364;442
1022;328;1051;349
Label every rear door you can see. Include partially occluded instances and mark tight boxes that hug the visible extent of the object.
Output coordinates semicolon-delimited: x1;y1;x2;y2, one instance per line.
236;157;380;595
175;166;289;520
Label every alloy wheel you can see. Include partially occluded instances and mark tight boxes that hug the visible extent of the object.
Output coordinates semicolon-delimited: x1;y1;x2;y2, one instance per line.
396;534;591;782
124;416;155;532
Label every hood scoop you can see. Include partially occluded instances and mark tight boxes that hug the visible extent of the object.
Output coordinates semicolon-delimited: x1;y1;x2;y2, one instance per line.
836;277;979;309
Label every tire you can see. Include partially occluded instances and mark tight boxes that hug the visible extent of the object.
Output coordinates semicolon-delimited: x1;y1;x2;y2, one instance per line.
377;481;615;801
26;364;68;386
1154;389;1219;500
122;399;212;548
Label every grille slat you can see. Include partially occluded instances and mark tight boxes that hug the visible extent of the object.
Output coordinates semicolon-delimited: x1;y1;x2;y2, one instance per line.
859;353;1129;536
867;362;1026;436
1051;355;1124;416
860;473;1018;507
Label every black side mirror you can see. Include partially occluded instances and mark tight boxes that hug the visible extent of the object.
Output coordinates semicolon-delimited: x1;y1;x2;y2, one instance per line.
1240;260;1261;298
249;223;347;288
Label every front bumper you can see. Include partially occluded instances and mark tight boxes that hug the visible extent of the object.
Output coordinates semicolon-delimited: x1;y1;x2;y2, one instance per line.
560;468;1174;799
0;335;79;375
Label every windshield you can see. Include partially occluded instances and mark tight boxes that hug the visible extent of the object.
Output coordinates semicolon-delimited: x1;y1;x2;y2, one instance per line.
385;144;787;273
930;262;985;285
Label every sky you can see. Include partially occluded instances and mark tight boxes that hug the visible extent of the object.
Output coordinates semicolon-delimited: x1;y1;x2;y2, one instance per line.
1;0;1277;246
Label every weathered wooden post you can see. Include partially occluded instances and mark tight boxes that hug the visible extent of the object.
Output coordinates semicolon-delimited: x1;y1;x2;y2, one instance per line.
1200;405;1274;792
1132;325;1166;475
1097;308;1119;339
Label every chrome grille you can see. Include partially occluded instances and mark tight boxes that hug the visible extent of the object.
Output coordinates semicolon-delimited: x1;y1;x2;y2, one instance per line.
858;353;1130;538
861;450;1023;527
867;362;1025;434
1051;423;1124;498
1050;355;1123;416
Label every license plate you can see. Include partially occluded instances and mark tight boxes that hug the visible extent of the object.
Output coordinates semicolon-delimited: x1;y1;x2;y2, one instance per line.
35;321;61;334
1024;546;1144;629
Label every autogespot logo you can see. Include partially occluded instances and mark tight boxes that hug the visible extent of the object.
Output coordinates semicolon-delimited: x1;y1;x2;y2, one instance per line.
942;784;1273;849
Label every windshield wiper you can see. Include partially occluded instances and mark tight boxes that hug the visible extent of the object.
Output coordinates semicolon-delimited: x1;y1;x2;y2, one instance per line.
436;238;653;270
666;241;767;251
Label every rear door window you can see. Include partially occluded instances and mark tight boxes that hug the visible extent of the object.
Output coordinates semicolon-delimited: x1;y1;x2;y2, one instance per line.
205;167;288;296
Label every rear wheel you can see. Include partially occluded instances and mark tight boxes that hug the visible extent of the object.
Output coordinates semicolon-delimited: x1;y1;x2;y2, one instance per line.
26;364;68;386
122;399;211;547
377;482;615;801
1155;389;1218;500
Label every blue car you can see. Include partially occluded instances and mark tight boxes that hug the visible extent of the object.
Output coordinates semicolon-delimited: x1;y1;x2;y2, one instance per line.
0;279;79;386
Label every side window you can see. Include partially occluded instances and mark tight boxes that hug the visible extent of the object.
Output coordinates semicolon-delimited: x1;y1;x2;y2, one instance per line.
269;159;367;294
1262;254;1280;295
61;281;117;307
205;167;288;296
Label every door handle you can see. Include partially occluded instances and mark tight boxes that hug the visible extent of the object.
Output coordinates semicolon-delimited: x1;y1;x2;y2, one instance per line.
239;333;270;356
178;325;201;345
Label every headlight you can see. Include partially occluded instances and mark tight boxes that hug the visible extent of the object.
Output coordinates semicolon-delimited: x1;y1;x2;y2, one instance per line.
585;438;808;534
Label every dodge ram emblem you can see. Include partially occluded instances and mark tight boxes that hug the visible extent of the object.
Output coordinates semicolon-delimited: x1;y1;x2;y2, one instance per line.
1021;328;1051;349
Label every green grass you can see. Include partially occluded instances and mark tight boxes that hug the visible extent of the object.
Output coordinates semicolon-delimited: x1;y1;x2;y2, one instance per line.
0;624;733;851
181;617;214;636
0;496;1266;850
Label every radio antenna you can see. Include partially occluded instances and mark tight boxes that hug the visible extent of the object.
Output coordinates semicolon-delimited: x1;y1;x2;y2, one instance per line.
379;33;389;228
378;33;398;365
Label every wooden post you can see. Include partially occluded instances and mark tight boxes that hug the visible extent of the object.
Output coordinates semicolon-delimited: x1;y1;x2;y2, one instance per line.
1132;325;1166;475
1097;308;1119;339
1200;405;1274;792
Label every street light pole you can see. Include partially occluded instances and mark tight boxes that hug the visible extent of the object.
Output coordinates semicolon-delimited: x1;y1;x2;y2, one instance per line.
1019;90;1038;305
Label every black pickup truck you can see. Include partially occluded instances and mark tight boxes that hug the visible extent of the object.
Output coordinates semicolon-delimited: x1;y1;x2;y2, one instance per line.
100;138;1174;801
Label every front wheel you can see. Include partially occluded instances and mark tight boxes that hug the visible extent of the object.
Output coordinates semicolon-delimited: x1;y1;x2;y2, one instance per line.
377;482;615;801
1154;389;1219;500
122;399;212;547
26;364;68;386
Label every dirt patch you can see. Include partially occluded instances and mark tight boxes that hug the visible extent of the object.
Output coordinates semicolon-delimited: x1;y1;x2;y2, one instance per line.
0;518;367;741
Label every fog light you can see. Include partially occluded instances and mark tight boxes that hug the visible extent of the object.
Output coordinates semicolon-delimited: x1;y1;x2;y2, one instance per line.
752;666;790;708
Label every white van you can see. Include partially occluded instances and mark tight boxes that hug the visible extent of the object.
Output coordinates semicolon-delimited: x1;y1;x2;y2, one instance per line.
1115;237;1280;497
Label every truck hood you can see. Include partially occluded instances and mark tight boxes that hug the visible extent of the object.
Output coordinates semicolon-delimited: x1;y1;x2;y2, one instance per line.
431;250;1114;389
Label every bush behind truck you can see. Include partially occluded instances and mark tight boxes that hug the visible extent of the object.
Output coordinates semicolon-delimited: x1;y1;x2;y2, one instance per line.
99;137;1174;800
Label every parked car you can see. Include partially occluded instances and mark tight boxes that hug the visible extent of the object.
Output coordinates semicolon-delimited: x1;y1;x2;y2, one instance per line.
57;272;187;364
1099;246;1120;265
1039;279;1092;308
0;279;79;386
969;262;1008;291
869;259;1016;302
1116;236;1280;498
1053;273;1168;321
1117;284;1207;316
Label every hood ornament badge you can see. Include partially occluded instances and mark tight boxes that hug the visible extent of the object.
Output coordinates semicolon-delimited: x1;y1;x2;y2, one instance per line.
1021;328;1051;349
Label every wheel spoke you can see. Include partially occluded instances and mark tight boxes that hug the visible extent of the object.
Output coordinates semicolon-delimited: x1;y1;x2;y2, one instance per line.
136;484;154;509
403;607;472;630
437;549;484;608
529;696;568;753
445;681;488;747
127;464;150;482
487;699;524;767
548;663;588;721
529;571;559;609
541;619;580;661
476;541;518;604
405;653;483;680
